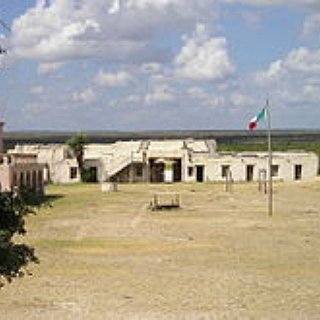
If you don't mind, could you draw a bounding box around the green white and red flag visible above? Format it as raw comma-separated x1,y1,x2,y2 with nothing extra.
248,108,267,131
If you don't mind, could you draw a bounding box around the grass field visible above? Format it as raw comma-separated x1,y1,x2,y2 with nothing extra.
1,180,320,319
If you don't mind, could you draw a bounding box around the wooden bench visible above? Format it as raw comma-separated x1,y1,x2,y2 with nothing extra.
150,192,181,211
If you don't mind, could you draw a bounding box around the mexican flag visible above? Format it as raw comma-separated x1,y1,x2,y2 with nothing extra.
248,108,267,131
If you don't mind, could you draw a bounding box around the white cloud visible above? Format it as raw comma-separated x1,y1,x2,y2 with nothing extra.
236,10,265,29
186,86,208,99
9,1,135,61
30,85,44,95
144,84,176,104
302,83,320,102
124,94,143,104
220,0,320,7
127,0,184,10
0,54,7,68
185,86,224,107
141,63,162,74
206,95,226,107
303,13,320,37
174,24,235,81
109,0,121,14
10,0,96,60
72,88,97,104
12,14,100,61
253,47,320,106
6,0,320,131
256,47,320,84
9,0,218,64
285,47,320,73
37,61,64,74
127,0,218,17
229,92,254,106
109,93,144,107
94,70,133,87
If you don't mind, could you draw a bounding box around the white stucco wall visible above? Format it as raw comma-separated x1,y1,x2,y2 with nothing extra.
84,159,105,182
51,159,80,184
204,152,319,182
10,144,80,184
8,142,319,184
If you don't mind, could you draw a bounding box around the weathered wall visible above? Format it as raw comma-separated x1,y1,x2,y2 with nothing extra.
204,152,319,182
0,163,45,193
11,144,80,184
8,142,319,184
0,165,11,191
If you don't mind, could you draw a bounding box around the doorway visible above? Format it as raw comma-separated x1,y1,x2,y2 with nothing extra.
294,165,302,180
196,165,204,182
246,165,254,182
86,166,98,183
173,159,182,182
149,159,164,183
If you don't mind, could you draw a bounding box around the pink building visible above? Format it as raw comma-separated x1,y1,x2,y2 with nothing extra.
0,123,45,193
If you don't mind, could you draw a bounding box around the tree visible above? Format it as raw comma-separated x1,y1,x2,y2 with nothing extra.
0,191,39,287
66,133,88,182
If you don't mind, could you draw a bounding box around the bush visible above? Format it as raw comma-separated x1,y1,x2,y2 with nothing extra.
0,191,40,287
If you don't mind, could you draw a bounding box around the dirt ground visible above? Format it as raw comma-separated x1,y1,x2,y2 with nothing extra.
1,179,320,319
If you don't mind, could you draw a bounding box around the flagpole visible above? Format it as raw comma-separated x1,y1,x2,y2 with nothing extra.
266,99,273,217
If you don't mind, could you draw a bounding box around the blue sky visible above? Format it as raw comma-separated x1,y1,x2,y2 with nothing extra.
0,0,320,131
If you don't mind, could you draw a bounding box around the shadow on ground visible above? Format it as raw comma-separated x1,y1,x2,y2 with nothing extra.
39,194,64,207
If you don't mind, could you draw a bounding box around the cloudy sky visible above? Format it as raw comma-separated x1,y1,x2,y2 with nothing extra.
0,0,320,131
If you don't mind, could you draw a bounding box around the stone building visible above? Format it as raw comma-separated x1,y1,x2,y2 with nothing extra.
0,123,45,193
0,153,45,193
10,139,319,184
202,151,318,182
12,144,79,184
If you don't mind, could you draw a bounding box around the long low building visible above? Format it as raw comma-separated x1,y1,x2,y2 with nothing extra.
10,139,319,184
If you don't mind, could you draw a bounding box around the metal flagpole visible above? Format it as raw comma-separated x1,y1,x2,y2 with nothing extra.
266,99,273,216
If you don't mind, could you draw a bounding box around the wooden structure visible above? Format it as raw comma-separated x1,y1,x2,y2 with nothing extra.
150,192,181,211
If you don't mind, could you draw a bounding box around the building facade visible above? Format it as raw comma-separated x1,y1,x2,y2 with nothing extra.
0,122,45,193
10,139,319,184
12,144,79,184
0,153,45,193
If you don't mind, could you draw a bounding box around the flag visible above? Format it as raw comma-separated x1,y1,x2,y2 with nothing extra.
248,108,266,131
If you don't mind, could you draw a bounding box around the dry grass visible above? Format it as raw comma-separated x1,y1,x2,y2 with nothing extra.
1,179,320,319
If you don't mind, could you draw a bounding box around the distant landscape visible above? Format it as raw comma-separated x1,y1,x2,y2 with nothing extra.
4,129,320,144
4,129,320,155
